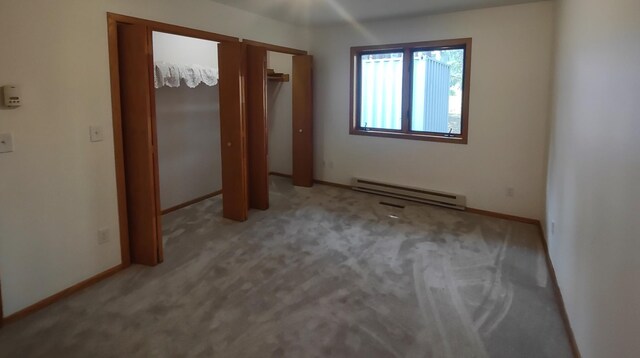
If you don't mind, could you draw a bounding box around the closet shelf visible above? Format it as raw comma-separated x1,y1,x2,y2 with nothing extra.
267,69,290,82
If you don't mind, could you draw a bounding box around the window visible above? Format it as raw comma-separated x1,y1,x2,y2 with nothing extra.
350,38,471,143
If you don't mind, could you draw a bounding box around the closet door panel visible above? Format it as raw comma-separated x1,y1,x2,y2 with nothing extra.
117,23,161,266
292,55,314,187
218,42,249,221
246,45,269,210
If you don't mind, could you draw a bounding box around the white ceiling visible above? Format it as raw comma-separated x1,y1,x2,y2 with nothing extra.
211,0,542,25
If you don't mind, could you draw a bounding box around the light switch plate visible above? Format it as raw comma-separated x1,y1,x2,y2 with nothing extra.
0,133,14,153
97,228,109,244
90,126,104,142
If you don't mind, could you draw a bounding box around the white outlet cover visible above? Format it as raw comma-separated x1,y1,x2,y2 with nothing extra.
97,228,109,244
506,187,515,197
90,126,104,142
0,133,14,153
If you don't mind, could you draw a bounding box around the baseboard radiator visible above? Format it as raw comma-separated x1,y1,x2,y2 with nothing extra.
351,178,466,210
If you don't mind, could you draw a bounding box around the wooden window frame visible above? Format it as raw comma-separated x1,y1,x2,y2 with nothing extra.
349,38,472,144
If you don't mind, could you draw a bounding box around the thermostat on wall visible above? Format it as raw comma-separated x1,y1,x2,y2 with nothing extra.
3,85,21,107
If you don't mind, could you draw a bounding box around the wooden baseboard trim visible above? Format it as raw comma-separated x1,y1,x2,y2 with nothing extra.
161,190,222,215
465,207,539,225
454,210,579,356
268,172,291,179
2,264,124,326
284,174,580,355
0,180,580,357
270,174,543,225
299,175,541,226
314,179,352,190
269,172,352,190
537,223,582,358
0,278,3,327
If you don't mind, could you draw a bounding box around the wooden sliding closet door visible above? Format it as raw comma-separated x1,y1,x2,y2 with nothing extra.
218,42,249,221
246,45,269,210
292,55,314,187
117,23,163,265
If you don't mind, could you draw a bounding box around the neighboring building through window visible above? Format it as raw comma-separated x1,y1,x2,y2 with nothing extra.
350,38,472,143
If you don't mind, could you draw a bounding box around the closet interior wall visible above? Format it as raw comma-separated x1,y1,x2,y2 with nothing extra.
267,51,293,177
152,32,221,211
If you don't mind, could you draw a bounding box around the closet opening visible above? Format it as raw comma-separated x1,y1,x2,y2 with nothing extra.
152,31,223,257
152,32,222,217
108,13,244,267
108,13,311,268
245,43,313,211
266,51,294,183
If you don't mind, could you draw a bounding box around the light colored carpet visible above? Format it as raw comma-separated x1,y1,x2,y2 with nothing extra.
0,176,573,357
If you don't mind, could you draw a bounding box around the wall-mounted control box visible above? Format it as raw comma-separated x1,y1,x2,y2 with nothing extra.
3,85,21,107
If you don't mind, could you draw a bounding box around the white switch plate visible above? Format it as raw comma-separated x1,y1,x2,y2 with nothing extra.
0,133,14,153
97,228,109,244
90,126,104,142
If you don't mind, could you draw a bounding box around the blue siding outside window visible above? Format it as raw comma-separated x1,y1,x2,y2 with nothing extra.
351,39,470,143
360,53,403,130
411,57,451,133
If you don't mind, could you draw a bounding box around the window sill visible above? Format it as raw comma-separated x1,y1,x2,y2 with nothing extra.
350,129,468,144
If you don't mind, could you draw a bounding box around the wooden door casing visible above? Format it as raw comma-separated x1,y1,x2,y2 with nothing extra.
116,23,162,265
246,45,269,210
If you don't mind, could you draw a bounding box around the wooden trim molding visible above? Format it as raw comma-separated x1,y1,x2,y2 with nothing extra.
269,172,292,179
268,172,579,357
107,14,131,267
270,173,542,225
161,190,223,215
242,39,307,56
2,264,124,325
246,45,270,210
107,13,239,43
313,179,352,190
0,277,4,327
3,166,580,356
307,175,581,356
465,207,539,225
537,224,582,358
268,172,382,191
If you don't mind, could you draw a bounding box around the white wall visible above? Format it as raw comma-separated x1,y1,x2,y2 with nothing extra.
153,32,219,70
153,32,221,210
0,0,308,317
310,1,555,219
267,52,293,175
546,0,640,356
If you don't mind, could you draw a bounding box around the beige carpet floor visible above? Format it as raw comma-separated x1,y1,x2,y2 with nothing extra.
0,176,573,357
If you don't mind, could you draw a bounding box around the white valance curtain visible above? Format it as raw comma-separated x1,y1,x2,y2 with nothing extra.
154,61,219,89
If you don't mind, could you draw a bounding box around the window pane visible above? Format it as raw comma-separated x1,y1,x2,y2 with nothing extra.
360,52,403,130
411,49,464,135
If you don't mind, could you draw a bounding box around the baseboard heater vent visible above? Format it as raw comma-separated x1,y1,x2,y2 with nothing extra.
351,178,466,210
